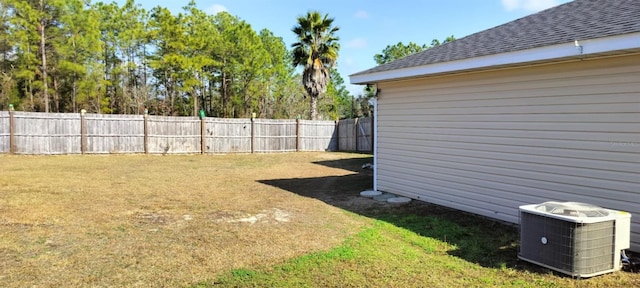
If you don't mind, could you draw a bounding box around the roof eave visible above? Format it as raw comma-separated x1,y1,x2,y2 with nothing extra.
350,31,640,85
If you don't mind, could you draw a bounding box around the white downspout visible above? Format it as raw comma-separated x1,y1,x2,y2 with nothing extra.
368,97,378,192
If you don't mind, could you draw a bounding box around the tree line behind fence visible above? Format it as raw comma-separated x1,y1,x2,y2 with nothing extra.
0,111,372,155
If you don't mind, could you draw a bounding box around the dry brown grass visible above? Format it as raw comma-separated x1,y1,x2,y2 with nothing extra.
0,153,372,287
3,153,638,287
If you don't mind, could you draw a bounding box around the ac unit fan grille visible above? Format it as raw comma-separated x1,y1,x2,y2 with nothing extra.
519,212,615,276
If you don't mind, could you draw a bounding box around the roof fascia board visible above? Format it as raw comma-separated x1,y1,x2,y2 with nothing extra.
350,32,640,85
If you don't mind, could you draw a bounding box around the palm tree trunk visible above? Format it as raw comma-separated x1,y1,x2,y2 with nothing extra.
310,95,318,120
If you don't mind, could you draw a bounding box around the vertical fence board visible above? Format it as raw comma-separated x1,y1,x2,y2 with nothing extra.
0,111,8,153
86,114,145,154
338,118,356,151
13,112,81,154
299,120,337,151
356,117,373,152
204,118,252,153
148,116,201,154
254,119,297,153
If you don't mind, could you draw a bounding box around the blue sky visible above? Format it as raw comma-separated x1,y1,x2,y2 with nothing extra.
116,0,572,95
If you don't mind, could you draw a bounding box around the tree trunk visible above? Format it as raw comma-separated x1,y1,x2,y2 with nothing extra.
52,77,59,112
221,58,228,118
310,95,318,120
201,75,206,115
72,39,77,113
170,74,175,116
27,79,34,111
38,1,48,113
192,71,199,117
162,70,168,112
303,65,328,121
122,70,128,114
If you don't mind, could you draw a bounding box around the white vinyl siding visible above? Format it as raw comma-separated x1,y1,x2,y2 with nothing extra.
375,54,640,250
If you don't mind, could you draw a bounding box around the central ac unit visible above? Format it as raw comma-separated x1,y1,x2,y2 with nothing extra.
518,201,631,278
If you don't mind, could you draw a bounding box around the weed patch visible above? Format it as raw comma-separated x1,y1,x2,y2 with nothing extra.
211,214,638,287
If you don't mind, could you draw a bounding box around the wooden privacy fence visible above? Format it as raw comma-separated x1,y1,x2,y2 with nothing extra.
337,117,373,152
0,111,372,155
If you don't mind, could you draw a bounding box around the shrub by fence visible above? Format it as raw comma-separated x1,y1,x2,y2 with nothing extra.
0,111,372,155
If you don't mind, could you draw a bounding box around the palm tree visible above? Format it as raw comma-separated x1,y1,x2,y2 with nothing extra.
291,11,339,120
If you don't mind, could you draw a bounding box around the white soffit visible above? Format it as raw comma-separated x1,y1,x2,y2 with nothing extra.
350,32,640,85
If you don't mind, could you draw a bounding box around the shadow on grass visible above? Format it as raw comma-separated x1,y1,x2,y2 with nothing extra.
310,157,372,173
259,156,540,271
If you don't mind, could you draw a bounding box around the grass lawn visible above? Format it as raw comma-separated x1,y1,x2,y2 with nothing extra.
0,152,637,287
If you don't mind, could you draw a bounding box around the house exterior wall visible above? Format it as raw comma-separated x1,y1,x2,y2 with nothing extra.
375,54,640,250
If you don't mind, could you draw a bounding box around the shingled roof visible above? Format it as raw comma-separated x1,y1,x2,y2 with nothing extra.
351,0,640,83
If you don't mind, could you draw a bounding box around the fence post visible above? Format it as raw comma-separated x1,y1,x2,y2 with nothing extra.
354,117,359,152
80,109,87,154
9,104,15,154
296,118,301,152
250,114,255,153
335,120,339,151
144,109,149,154
200,117,205,154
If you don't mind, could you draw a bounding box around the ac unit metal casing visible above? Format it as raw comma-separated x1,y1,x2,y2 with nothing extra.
518,201,631,278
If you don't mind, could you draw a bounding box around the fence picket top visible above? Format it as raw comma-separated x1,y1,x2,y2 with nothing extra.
254,123,297,128
254,119,297,124
84,113,143,116
84,117,142,122
13,133,82,137
148,117,200,123
14,111,81,119
299,119,335,124
206,118,252,124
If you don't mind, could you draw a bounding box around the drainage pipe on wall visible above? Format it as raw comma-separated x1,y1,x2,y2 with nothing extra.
368,97,378,192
